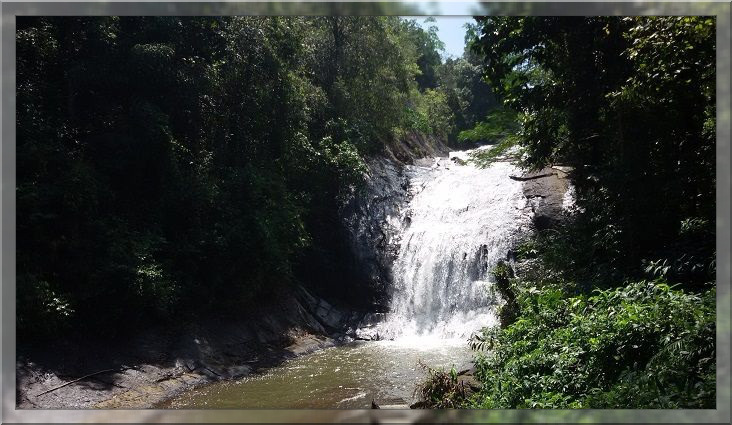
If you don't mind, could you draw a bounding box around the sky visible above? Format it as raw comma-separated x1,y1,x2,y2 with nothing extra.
405,16,477,60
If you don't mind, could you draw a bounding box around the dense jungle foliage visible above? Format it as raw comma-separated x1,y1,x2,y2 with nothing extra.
17,16,495,342
414,16,716,409
472,16,716,271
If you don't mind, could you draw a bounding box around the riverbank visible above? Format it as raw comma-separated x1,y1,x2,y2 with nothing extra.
16,286,362,409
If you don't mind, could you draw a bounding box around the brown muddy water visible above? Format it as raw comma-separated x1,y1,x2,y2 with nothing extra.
159,339,473,409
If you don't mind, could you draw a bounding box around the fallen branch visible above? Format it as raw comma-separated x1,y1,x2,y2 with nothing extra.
509,172,556,181
35,368,119,397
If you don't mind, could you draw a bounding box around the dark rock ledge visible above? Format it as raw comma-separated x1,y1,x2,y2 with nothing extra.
16,286,365,409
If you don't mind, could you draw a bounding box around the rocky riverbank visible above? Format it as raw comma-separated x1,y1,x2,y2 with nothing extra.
16,286,368,409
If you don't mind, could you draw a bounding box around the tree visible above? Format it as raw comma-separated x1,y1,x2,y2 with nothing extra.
16,16,458,341
471,17,715,280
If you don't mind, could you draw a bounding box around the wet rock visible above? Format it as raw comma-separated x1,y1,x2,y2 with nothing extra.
384,133,450,164
352,312,388,340
295,285,365,337
285,335,334,357
340,158,413,309
410,400,428,409
354,327,381,341
224,365,251,378
519,167,572,230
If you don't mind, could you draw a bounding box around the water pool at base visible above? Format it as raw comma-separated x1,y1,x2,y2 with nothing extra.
161,339,473,409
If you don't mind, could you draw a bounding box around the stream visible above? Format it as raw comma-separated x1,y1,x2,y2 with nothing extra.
163,148,530,409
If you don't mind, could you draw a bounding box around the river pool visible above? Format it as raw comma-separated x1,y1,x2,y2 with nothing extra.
160,339,473,409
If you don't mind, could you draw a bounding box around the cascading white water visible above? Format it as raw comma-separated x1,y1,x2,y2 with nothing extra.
373,148,531,341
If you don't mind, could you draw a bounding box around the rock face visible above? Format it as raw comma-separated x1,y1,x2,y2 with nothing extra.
352,312,387,341
383,132,450,164
340,158,412,311
519,167,573,231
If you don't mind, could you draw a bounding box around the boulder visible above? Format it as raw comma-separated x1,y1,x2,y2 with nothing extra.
451,156,467,166
519,167,572,230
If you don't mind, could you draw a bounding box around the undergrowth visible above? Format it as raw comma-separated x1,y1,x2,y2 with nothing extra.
468,280,715,408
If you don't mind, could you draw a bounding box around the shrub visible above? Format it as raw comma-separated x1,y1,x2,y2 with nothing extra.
469,280,715,409
414,362,469,408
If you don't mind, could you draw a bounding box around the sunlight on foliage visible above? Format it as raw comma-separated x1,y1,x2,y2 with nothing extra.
470,281,715,409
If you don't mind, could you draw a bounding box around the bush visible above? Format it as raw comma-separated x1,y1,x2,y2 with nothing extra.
414,362,469,408
469,280,715,408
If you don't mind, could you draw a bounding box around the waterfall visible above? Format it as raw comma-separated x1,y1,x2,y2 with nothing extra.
370,149,531,341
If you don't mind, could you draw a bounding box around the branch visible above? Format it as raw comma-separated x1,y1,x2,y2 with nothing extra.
35,368,119,397
508,172,556,181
